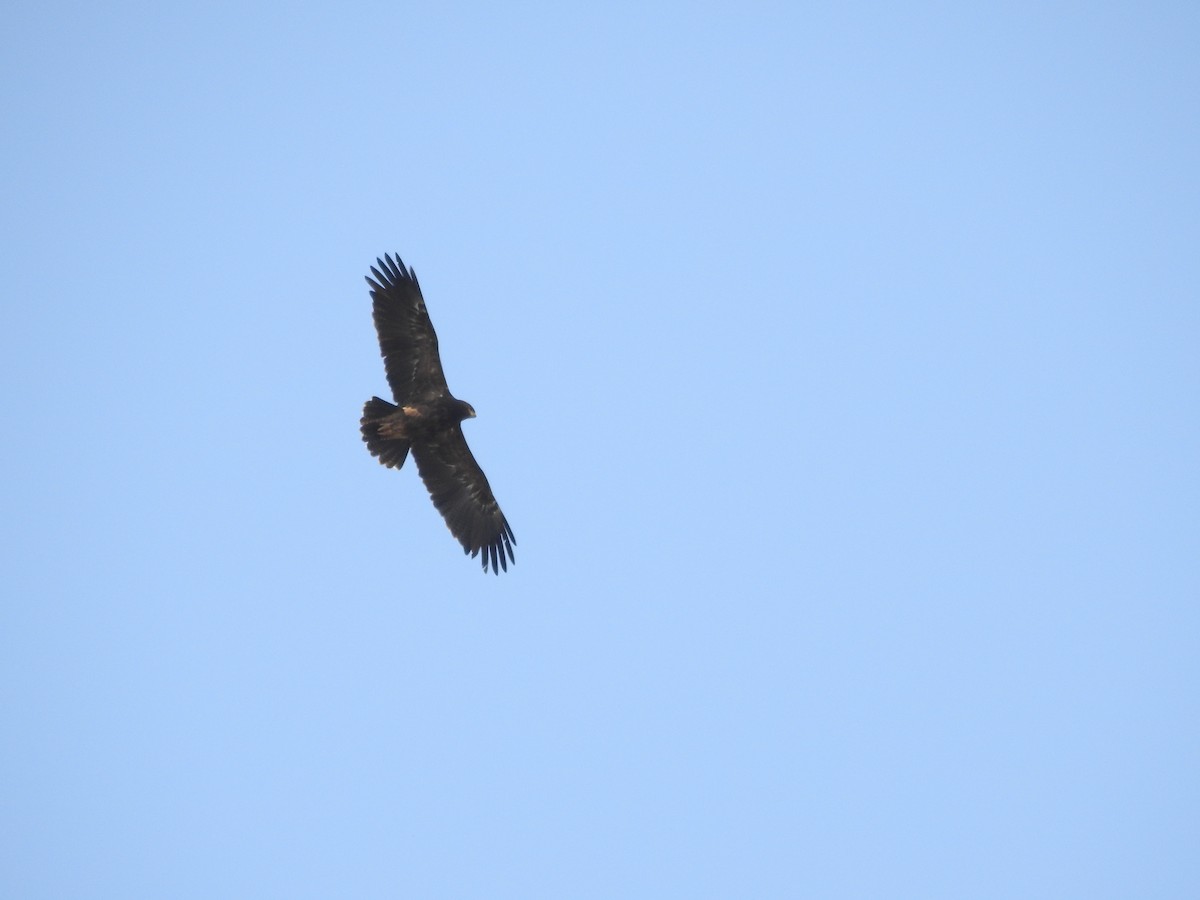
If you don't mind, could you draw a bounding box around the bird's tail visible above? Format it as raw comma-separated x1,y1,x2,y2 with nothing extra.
360,397,410,469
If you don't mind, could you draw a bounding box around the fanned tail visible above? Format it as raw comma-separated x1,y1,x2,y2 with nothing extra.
360,397,410,469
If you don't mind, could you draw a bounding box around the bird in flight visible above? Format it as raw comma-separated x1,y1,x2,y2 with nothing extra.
360,254,516,574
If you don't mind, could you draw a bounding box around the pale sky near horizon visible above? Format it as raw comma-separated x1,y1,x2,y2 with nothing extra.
2,3,1198,897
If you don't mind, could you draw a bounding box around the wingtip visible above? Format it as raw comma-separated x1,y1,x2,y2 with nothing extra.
369,253,418,289
473,536,515,575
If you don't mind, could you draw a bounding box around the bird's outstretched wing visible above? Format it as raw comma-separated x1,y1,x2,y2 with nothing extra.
365,254,447,403
411,427,516,574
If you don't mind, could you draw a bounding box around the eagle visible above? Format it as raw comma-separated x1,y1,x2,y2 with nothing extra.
360,254,516,574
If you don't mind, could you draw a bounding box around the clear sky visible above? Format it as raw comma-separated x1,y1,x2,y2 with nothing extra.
2,3,1197,897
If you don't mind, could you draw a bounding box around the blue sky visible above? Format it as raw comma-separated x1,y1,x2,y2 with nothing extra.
2,2,1197,897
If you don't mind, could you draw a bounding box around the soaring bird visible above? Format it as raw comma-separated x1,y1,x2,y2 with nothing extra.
360,254,515,574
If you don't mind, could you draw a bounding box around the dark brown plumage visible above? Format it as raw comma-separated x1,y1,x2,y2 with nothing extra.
360,254,515,574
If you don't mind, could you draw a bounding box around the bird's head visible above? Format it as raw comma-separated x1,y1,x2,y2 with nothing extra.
453,399,477,421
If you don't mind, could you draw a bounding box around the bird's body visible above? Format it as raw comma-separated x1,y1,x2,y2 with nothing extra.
372,398,475,443
360,254,515,574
